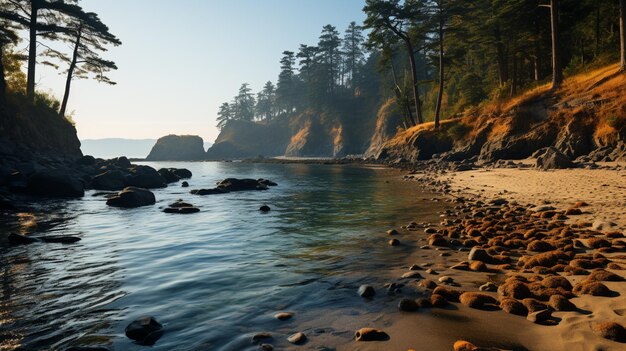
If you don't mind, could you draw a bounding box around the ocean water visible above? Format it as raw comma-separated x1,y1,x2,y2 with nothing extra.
0,162,443,350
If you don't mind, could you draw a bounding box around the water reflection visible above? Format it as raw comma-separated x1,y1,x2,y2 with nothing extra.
0,163,443,350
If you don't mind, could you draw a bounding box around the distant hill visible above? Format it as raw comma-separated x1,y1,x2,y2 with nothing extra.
81,138,212,159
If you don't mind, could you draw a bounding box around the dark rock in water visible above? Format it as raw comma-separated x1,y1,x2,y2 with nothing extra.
181,181,189,188
163,200,199,213
259,205,271,212
91,170,126,190
358,285,376,298
146,135,206,161
112,156,131,168
258,179,277,186
8,233,39,245
158,168,181,183
534,147,574,169
274,312,293,320
191,188,229,195
126,165,166,189
354,328,389,342
106,187,156,208
65,347,110,351
40,236,81,244
217,178,269,192
172,168,192,179
26,170,84,198
252,332,272,343
125,316,164,345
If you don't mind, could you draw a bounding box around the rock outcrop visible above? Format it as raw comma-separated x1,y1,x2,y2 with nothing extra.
146,135,206,161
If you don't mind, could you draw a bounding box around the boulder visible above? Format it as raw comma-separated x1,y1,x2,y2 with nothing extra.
534,147,574,170
91,170,126,190
358,285,376,298
354,328,389,341
158,168,181,183
106,187,156,208
217,178,269,191
8,233,39,245
171,168,192,179
125,316,163,345
146,135,206,161
26,170,84,198
592,322,626,343
126,166,166,189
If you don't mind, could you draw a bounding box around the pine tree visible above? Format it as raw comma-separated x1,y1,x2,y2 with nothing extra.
256,81,276,121
233,83,255,121
341,21,365,89
318,25,341,96
216,102,233,129
276,50,296,114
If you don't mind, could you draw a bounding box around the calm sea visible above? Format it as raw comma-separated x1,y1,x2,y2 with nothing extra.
0,162,443,350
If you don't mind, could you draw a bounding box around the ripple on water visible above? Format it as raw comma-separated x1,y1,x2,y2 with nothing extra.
0,162,444,350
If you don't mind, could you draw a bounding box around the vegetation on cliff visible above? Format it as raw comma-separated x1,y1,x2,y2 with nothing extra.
208,0,626,160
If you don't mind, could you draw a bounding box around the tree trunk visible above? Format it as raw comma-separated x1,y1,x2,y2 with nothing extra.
619,0,626,71
550,0,563,89
26,0,39,102
391,64,414,127
434,13,444,130
0,43,6,110
494,25,508,86
60,26,82,118
405,39,423,125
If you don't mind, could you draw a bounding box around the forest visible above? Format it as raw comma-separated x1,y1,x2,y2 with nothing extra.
0,0,120,119
216,0,626,133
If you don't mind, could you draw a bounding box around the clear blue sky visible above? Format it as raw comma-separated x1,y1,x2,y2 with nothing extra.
33,0,367,142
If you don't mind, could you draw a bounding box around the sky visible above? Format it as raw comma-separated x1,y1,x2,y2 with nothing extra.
31,0,367,143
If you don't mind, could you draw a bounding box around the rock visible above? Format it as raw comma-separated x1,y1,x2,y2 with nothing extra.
259,205,271,212
592,322,626,343
26,170,84,198
387,229,399,235
181,181,189,188
125,316,163,345
40,236,81,244
535,147,574,169
522,298,548,313
432,286,463,302
217,178,270,192
76,155,97,166
401,271,422,279
468,247,496,264
158,168,181,183
549,295,576,311
431,294,448,307
191,188,229,195
459,292,498,309
172,168,192,179
287,332,306,345
438,276,453,283
585,269,624,282
479,282,498,292
358,285,376,298
453,340,478,351
526,309,552,324
127,165,166,189
522,250,568,269
469,261,488,272
91,170,126,190
428,234,448,247
146,135,206,161
106,187,156,208
388,238,400,246
252,332,272,343
419,279,437,289
8,233,39,245
587,237,611,249
398,298,419,312
572,281,614,296
500,298,528,316
274,312,293,321
112,156,131,168
65,347,110,351
258,179,277,186
354,328,389,341
498,280,531,300
258,344,274,351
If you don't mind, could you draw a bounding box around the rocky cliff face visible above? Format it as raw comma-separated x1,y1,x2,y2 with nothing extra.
369,64,626,165
0,102,82,165
146,135,206,161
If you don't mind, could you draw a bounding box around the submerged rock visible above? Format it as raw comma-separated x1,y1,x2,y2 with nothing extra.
91,170,126,190
26,170,84,198
287,332,306,344
125,316,164,345
358,285,376,298
8,233,39,245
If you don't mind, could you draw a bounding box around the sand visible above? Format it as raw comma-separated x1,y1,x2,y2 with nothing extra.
441,163,626,230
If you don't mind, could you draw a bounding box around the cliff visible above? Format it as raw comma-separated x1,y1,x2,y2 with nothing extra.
206,97,379,159
0,96,82,165
146,135,206,161
369,64,626,164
